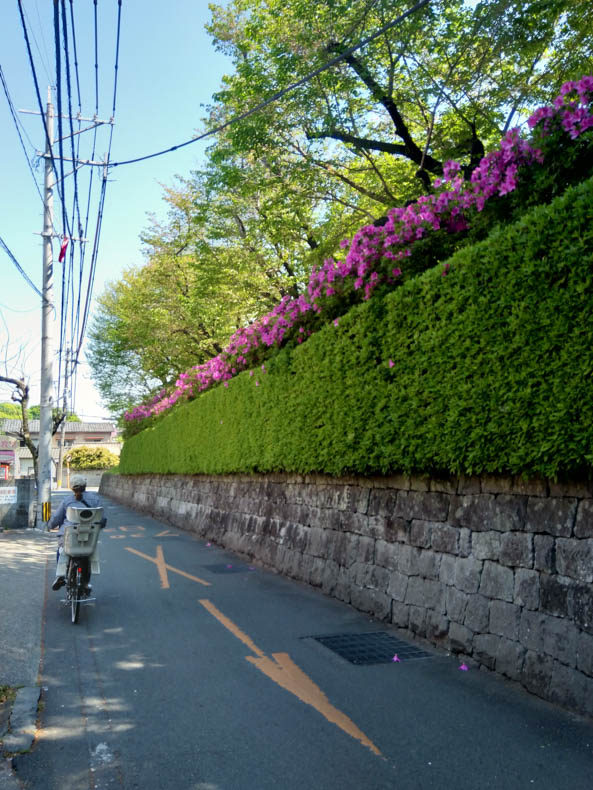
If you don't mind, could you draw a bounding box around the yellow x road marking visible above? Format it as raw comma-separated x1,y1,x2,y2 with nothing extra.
125,545,211,588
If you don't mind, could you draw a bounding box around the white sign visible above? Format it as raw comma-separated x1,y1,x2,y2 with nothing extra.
0,487,17,504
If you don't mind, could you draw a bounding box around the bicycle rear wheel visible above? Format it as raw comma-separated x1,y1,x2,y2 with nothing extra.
69,562,81,624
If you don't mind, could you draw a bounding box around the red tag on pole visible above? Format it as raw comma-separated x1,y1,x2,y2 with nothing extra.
58,237,69,262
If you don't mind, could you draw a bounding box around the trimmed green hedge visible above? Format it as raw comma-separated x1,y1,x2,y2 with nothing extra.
120,178,593,480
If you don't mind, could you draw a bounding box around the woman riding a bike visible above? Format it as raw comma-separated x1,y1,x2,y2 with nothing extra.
49,474,102,593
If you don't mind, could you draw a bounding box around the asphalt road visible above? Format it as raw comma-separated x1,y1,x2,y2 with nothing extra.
15,495,593,790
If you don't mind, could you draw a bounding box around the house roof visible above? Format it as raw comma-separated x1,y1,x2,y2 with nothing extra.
1,419,116,434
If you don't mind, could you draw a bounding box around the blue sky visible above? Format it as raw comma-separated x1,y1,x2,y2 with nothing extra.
0,1,232,420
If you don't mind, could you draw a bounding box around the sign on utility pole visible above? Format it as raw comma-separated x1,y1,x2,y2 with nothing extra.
38,86,54,525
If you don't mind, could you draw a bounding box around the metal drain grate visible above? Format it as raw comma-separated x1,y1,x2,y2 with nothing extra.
311,632,432,664
202,563,253,574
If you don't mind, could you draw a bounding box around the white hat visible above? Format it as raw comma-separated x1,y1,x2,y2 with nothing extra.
70,474,87,489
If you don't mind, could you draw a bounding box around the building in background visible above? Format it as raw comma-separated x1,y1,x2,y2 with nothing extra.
0,420,120,483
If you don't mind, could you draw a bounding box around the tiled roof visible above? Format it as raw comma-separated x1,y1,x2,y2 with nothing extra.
1,419,116,433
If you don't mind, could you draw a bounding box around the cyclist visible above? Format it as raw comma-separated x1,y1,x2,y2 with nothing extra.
49,474,102,592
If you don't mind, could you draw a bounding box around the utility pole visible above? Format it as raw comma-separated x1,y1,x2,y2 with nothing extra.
56,347,69,489
38,87,54,525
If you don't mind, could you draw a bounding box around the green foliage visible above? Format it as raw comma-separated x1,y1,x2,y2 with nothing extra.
0,402,21,419
65,445,119,471
119,178,593,480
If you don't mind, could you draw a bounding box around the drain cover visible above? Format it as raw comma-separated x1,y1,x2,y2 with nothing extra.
202,563,253,574
311,632,432,664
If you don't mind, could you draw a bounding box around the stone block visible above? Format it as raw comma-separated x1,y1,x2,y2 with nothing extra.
572,582,593,635
499,532,533,568
454,557,483,594
491,495,528,532
576,631,593,677
446,587,469,623
533,534,556,574
448,622,474,654
555,538,593,583
439,554,457,585
472,633,500,670
365,515,389,541
538,571,569,620
450,494,493,530
472,531,501,561
548,661,590,714
429,477,458,494
350,587,391,621
345,534,375,568
489,600,520,641
513,568,540,610
464,594,490,633
479,561,514,602
309,557,326,587
459,529,472,557
409,519,434,548
397,544,421,577
542,615,578,667
522,650,555,699
375,539,399,571
408,605,427,637
410,475,430,492
305,526,329,558
338,510,369,535
387,570,409,602
575,499,593,538
417,549,441,580
496,638,526,681
391,601,410,628
431,525,460,555
519,610,546,652
363,565,391,593
426,611,449,641
404,577,446,612
458,475,481,494
524,497,577,537
321,560,340,595
385,517,411,544
368,488,398,518
395,490,450,522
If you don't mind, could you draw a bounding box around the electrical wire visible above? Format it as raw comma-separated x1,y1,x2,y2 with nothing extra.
0,62,44,205
0,234,44,301
110,0,430,168
16,0,73,242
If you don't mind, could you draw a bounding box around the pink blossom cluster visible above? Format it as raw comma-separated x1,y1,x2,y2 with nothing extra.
528,76,593,139
125,77,593,424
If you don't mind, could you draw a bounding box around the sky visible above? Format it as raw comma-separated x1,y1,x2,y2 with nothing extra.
0,0,232,421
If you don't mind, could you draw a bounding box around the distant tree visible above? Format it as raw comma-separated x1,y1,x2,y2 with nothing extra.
28,404,81,421
0,401,21,419
65,446,119,471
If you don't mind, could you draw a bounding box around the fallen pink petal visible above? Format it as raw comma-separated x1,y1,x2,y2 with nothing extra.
392,654,401,662
459,664,469,671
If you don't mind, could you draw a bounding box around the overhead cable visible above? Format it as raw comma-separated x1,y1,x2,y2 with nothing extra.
0,234,45,301
109,0,430,168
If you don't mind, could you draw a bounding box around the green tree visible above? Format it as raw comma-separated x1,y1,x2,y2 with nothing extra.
0,402,21,419
65,445,119,470
207,0,591,192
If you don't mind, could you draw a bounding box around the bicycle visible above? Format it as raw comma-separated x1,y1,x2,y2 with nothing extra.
61,506,105,624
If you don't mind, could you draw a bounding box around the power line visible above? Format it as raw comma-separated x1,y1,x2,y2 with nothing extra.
0,234,44,301
110,0,430,168
16,0,73,243
0,62,44,205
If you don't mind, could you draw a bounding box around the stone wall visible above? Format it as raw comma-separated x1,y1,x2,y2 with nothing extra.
101,472,593,718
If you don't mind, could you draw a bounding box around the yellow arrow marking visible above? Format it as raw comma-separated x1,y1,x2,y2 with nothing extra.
198,599,381,757
155,529,178,537
125,546,211,588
